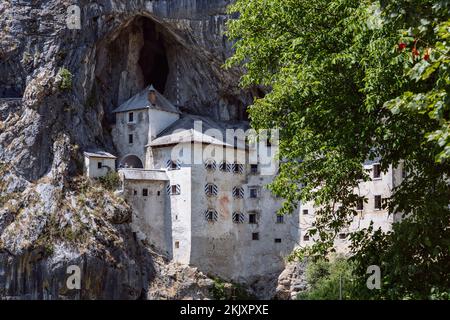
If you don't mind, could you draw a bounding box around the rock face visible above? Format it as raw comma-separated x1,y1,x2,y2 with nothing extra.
275,261,308,300
0,0,259,299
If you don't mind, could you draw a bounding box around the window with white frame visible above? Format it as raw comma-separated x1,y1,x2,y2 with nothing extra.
166,159,181,170
204,159,217,172
205,183,218,197
232,212,245,224
204,209,218,223
232,162,244,174
166,184,181,195
232,186,244,199
219,161,232,173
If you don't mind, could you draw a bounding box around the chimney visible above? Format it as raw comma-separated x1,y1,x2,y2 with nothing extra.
148,85,157,106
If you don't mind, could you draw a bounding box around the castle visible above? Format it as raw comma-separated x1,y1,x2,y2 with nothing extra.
83,85,403,283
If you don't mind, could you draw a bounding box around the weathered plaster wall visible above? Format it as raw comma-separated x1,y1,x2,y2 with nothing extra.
148,109,179,141
299,163,405,253
123,176,171,256
112,109,149,165
84,156,116,178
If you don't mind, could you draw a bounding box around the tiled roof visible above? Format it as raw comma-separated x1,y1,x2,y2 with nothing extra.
147,114,250,149
83,151,117,159
112,85,180,114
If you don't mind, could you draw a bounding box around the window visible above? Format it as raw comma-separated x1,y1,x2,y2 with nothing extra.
373,164,381,179
133,190,137,196
232,186,244,199
276,215,284,224
157,191,160,196
205,183,218,197
402,165,407,179
142,188,148,197
232,163,244,174
302,209,309,215
252,232,259,240
175,241,180,249
250,164,259,174
128,112,134,123
219,161,231,172
232,212,244,224
97,162,102,169
204,209,218,223
204,159,217,172
356,199,364,211
249,187,259,199
339,233,347,240
374,195,382,210
303,235,310,241
249,213,258,224
166,184,181,195
128,134,133,144
275,238,282,243
166,159,180,170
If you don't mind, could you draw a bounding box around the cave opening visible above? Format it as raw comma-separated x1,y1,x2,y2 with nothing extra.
138,17,170,94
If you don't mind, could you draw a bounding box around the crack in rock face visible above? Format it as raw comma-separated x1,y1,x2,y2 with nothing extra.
0,0,267,300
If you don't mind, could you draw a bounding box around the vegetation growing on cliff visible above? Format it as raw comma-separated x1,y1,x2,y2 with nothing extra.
227,0,450,299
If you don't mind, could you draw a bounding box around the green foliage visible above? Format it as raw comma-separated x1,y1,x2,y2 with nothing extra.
226,0,450,299
210,277,253,300
298,257,356,300
58,67,73,91
98,171,121,191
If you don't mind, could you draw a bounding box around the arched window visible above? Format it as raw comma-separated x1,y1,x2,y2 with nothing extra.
204,159,217,171
205,183,218,197
204,209,218,223
232,212,244,224
166,184,181,195
219,161,231,172
232,186,244,199
166,159,181,170
232,162,244,174
119,155,143,168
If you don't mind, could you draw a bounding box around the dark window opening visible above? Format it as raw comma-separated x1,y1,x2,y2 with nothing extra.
157,191,161,196
143,188,148,197
339,233,347,240
252,232,259,240
97,162,102,169
303,209,309,215
374,195,382,210
250,164,259,174
357,199,364,211
303,235,310,241
275,238,282,243
373,164,381,179
175,241,180,249
276,215,284,224
128,112,134,123
128,134,134,144
249,187,258,198
249,213,258,224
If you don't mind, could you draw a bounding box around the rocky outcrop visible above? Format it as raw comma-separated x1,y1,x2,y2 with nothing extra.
275,260,308,300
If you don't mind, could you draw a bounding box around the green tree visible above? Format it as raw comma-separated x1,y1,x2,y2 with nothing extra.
226,0,450,299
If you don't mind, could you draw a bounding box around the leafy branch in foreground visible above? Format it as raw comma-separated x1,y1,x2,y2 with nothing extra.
226,0,450,299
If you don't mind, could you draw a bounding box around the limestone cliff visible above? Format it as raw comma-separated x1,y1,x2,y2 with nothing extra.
0,0,257,299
